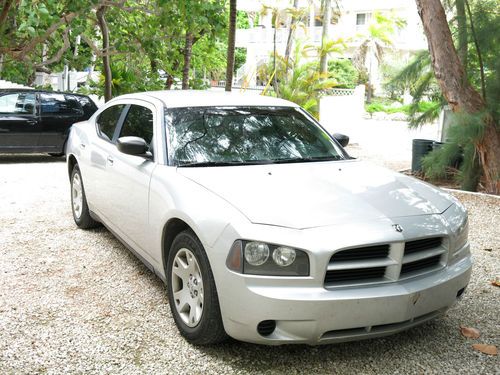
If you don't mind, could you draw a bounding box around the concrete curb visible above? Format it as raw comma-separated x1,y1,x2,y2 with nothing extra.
443,187,500,199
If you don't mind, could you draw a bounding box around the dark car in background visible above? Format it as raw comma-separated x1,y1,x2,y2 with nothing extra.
0,89,98,155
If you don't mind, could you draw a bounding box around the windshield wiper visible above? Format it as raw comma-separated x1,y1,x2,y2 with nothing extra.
177,156,343,167
271,155,343,164
177,160,273,167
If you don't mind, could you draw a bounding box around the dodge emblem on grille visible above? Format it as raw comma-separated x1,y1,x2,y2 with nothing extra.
393,224,403,232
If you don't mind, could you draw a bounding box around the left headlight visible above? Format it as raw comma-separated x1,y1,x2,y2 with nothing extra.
226,240,309,276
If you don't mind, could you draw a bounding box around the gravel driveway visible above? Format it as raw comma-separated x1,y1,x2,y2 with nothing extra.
0,155,498,374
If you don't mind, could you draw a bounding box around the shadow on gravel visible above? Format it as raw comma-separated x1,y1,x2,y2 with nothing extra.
197,318,446,372
0,153,65,164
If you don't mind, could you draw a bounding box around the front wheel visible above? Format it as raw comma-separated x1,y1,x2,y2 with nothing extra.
70,165,99,229
167,230,227,345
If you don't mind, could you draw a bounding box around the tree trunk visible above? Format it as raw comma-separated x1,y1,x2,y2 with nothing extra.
284,0,300,71
182,32,193,90
416,0,500,193
96,6,112,102
319,0,332,74
225,0,237,92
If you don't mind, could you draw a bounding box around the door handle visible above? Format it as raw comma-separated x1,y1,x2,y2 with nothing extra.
80,143,86,149
107,156,114,165
27,119,37,125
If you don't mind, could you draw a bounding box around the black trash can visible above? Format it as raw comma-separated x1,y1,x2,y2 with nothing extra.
411,139,434,173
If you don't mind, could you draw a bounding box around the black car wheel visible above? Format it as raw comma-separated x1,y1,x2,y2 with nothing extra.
167,230,227,345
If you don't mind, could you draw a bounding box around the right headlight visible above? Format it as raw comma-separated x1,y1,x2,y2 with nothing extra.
454,216,469,252
226,240,310,276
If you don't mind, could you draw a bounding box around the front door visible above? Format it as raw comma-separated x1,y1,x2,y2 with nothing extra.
105,103,156,256
0,92,39,151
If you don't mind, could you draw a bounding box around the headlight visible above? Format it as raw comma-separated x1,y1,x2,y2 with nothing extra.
226,240,309,276
454,216,469,251
244,242,269,266
272,246,296,267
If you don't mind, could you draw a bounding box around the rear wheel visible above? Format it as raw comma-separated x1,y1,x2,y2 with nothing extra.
167,230,227,345
71,165,99,229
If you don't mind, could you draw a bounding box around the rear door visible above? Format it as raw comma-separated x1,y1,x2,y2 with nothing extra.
38,92,85,152
0,91,39,151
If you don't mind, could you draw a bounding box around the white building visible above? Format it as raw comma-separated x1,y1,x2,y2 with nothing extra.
235,0,427,91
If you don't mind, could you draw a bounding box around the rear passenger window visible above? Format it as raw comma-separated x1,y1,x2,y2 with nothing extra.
119,105,154,145
40,93,83,116
96,105,125,141
75,96,97,117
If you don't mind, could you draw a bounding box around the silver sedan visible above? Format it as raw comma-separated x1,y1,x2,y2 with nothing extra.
66,91,471,345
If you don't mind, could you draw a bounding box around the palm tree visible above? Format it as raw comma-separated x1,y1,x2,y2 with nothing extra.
352,11,405,102
225,0,237,92
319,0,332,74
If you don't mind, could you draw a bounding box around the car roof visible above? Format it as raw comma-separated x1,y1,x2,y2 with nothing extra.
113,90,299,109
0,88,90,98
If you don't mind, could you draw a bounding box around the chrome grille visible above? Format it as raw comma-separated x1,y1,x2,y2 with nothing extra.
404,237,442,255
325,266,386,283
330,244,389,261
325,237,446,287
401,255,442,275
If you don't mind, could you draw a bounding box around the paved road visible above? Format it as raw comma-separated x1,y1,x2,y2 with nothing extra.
0,155,498,374
340,119,441,172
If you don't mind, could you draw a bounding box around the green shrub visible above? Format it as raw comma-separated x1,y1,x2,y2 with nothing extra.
327,59,358,89
365,100,439,115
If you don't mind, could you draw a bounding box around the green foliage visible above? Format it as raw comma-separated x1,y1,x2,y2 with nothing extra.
422,111,486,190
0,0,228,91
234,48,247,73
261,43,339,118
388,50,444,127
327,59,358,88
365,100,438,115
467,0,500,122
236,11,250,29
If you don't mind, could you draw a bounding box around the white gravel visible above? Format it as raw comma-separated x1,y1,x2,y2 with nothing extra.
0,154,498,374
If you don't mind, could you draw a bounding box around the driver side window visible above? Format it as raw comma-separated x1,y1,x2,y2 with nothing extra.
96,104,125,142
118,105,154,145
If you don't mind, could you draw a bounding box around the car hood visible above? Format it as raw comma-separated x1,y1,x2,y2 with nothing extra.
178,161,453,229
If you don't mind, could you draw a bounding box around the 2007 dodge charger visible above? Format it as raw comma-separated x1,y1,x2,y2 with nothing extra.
66,91,471,345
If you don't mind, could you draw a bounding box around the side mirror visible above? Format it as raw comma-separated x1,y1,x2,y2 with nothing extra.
333,133,349,147
117,136,150,157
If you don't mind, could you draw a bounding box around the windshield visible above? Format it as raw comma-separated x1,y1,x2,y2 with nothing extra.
165,106,348,166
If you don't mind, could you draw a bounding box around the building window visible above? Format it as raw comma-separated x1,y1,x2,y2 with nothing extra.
356,13,370,26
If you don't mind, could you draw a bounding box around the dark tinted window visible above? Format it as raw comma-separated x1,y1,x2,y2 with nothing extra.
119,105,153,144
0,93,36,114
166,106,345,166
75,96,98,118
96,105,125,141
40,93,83,116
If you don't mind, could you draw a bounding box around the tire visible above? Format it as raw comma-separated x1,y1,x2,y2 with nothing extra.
70,164,100,229
167,230,227,345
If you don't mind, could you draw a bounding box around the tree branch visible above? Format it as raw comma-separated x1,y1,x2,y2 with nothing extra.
464,0,486,100
80,34,120,58
0,0,15,30
15,11,80,59
34,28,71,67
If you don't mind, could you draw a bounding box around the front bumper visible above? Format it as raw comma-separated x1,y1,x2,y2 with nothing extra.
217,256,471,345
